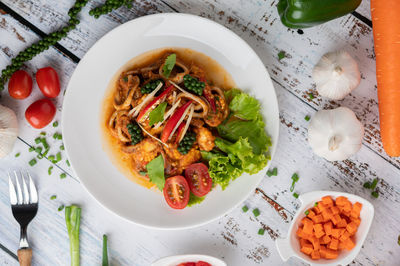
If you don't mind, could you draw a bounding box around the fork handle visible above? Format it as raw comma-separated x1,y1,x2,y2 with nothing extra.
18,248,32,266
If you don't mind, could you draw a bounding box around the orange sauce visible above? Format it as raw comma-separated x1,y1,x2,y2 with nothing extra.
100,48,236,188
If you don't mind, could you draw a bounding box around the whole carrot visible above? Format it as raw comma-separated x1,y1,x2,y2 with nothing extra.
371,0,400,157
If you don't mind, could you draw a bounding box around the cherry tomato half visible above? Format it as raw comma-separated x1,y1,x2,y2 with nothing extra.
185,163,212,197
177,263,195,266
25,98,56,129
36,67,60,98
196,262,211,266
8,70,33,99
163,175,190,209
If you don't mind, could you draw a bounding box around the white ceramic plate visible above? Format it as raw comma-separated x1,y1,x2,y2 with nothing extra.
275,191,374,265
151,254,226,266
62,13,279,229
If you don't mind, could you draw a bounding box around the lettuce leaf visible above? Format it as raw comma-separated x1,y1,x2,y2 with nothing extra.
218,91,271,155
202,138,269,189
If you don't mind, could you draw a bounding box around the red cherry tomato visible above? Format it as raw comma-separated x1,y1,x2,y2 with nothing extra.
163,176,190,209
8,70,33,99
36,67,60,98
25,99,56,129
196,262,211,266
185,163,212,197
177,263,195,266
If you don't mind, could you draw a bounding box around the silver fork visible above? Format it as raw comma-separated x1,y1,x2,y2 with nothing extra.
8,171,38,266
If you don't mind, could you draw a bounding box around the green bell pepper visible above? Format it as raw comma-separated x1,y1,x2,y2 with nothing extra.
277,0,362,29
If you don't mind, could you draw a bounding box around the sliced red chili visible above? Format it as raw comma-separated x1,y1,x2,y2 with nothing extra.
175,121,186,144
137,85,173,123
161,100,192,143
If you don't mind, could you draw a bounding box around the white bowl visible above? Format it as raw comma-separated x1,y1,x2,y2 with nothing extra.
275,191,374,266
151,254,226,266
62,13,279,229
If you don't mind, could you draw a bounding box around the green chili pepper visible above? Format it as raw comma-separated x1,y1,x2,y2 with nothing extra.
277,0,362,29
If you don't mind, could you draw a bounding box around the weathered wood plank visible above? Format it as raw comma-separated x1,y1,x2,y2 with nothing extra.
0,247,17,266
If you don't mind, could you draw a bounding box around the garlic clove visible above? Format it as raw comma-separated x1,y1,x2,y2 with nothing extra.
312,51,361,100
308,107,364,161
0,104,19,158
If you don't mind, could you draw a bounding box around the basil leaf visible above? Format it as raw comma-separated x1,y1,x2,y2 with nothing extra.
162,54,176,78
148,102,167,126
146,155,165,190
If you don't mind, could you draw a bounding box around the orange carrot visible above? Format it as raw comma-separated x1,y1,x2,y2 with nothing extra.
371,0,400,156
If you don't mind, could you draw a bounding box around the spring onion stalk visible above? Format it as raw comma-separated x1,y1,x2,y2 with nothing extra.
102,234,109,266
65,205,81,266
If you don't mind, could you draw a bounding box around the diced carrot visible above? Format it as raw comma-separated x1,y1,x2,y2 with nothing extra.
321,235,331,244
324,222,333,236
313,224,325,238
331,206,340,215
302,218,314,235
351,202,363,218
317,202,327,212
331,229,340,239
309,236,320,250
328,238,339,250
342,210,351,217
325,248,339,259
322,196,334,206
311,250,321,260
331,214,341,225
346,221,358,235
300,243,313,255
343,238,355,251
307,209,316,219
339,228,346,237
343,202,352,212
311,214,324,224
322,209,333,222
313,205,322,214
335,196,348,206
337,218,348,228
350,217,361,226
339,231,351,241
339,240,346,250
300,238,310,247
319,246,327,258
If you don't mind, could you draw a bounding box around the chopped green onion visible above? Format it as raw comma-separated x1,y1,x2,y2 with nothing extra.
278,51,286,61
272,167,278,176
308,93,315,100
66,160,70,167
53,133,59,140
29,147,34,152
42,148,49,157
41,138,49,149
35,137,41,144
50,195,57,200
314,202,318,206
304,115,310,121
48,166,53,175
371,191,379,198
57,134,62,140
37,154,43,159
15,153,20,157
291,173,299,182
35,147,42,154
258,228,265,235
56,152,62,162
60,173,67,179
29,159,37,166
266,170,273,177
371,178,378,190
58,205,64,211
363,182,371,189
60,145,65,150
102,234,109,266
398,235,400,246
40,132,46,136
253,208,260,217
305,210,310,215
293,192,299,198
242,205,249,212
48,155,55,161
53,121,59,127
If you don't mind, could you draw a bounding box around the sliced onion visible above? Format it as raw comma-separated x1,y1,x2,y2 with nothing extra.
137,123,168,147
168,103,192,141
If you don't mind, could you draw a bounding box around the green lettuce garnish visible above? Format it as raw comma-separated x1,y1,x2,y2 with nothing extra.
203,90,271,189
188,192,205,207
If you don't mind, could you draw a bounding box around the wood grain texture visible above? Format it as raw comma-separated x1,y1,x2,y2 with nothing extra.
0,0,399,265
17,248,32,266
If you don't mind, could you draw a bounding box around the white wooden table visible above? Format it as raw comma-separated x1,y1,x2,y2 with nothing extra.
0,1,399,265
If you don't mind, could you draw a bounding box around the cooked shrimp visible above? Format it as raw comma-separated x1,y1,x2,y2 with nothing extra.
129,138,163,171
163,144,201,174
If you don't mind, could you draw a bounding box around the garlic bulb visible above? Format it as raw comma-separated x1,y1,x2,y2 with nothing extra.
308,107,364,161
312,51,361,100
0,104,18,158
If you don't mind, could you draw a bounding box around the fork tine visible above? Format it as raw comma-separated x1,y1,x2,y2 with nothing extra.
27,172,38,204
13,171,23,204
8,172,17,205
21,172,29,204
